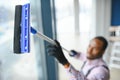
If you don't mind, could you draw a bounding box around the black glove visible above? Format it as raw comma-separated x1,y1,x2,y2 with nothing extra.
47,40,68,65
69,50,78,57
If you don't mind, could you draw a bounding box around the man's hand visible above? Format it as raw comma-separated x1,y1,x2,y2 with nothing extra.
47,40,69,65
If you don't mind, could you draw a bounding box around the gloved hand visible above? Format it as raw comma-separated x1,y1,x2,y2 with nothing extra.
69,50,78,57
47,40,69,65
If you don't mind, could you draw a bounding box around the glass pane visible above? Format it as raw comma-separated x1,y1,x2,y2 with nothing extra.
55,0,93,80
30,0,47,80
55,0,74,80
0,0,45,80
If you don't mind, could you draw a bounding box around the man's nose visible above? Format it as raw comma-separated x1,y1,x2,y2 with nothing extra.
88,47,93,53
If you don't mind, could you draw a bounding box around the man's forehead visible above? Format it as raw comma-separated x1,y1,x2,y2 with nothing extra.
90,39,104,47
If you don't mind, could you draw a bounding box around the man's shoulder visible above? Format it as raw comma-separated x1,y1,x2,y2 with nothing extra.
92,65,109,74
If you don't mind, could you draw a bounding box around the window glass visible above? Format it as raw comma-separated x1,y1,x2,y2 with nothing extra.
0,0,45,80
55,0,93,80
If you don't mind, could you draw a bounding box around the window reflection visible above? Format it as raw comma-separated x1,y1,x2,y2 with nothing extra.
0,0,41,80
55,0,93,80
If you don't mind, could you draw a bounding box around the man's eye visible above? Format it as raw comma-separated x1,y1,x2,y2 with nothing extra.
95,48,99,50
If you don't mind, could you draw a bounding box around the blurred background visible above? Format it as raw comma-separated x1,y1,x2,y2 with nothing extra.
0,0,120,80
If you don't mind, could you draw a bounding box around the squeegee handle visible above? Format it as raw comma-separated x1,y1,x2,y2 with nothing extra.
37,32,70,53
31,27,70,53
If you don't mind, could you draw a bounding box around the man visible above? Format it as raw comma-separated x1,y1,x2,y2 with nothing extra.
47,36,110,80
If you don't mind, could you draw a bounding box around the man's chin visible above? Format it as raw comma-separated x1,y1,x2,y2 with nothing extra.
87,56,95,60
87,56,102,60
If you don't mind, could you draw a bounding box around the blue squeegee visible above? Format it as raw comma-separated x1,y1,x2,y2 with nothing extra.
14,3,30,53
14,3,69,54
21,4,30,53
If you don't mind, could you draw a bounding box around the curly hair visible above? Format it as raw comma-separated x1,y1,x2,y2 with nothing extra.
94,36,108,51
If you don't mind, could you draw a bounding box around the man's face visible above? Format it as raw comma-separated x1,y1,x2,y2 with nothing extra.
87,39,104,60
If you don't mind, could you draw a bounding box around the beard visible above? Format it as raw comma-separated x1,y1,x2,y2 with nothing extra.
87,54,102,60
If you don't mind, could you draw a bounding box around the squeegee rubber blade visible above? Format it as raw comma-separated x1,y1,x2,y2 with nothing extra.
14,5,22,53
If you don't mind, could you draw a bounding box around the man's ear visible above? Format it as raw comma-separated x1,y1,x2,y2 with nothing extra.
101,50,105,55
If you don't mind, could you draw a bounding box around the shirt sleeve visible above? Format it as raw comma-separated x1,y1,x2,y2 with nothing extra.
73,52,86,61
65,65,109,80
65,64,87,80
